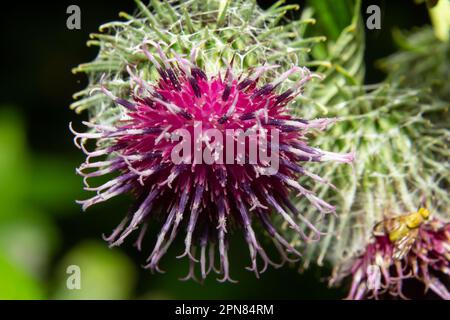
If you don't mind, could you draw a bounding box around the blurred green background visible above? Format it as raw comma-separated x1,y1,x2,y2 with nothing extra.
0,0,430,299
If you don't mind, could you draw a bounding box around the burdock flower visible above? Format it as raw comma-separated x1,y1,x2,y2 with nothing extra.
71,41,353,281
331,209,450,299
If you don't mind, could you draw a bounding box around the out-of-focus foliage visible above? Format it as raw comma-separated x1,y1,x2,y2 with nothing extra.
28,155,84,213
0,108,137,300
0,108,54,298
0,215,58,279
0,109,28,215
0,253,44,299
51,241,137,300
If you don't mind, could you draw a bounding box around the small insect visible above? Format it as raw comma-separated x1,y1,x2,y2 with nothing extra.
373,207,430,260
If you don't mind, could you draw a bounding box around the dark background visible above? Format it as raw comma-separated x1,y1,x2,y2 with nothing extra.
0,0,430,299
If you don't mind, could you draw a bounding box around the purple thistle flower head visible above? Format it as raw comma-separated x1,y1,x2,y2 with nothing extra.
71,42,354,282
332,210,450,299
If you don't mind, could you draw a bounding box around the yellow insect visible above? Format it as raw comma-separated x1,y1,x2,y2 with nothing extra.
373,207,430,260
